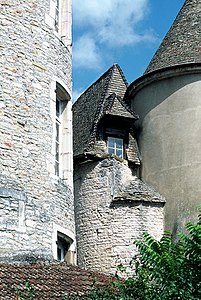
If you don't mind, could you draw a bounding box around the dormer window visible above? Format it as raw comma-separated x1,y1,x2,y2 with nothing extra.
107,137,124,158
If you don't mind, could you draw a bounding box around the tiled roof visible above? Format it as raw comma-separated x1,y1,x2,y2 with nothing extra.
145,0,201,74
0,262,114,299
104,94,137,118
73,64,138,157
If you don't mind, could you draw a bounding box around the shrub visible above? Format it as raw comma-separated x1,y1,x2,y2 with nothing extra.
15,281,35,300
88,208,201,300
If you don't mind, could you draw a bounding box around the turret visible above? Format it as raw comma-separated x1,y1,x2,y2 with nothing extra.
73,65,165,274
0,0,75,263
125,0,201,233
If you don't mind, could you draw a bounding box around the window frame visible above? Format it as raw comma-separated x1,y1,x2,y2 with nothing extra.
45,0,72,50
55,0,60,32
54,83,70,179
52,224,76,264
107,136,124,158
57,231,72,262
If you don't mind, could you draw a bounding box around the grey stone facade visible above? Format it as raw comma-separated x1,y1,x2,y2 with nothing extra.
1,0,198,277
0,0,74,263
73,65,165,274
74,158,164,274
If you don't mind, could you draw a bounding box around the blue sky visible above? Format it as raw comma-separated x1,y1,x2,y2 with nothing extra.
72,0,185,101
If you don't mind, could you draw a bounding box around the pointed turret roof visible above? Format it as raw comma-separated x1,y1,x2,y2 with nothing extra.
73,64,138,157
145,0,201,74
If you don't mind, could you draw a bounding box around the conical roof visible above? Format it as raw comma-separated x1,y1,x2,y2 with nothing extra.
145,0,201,74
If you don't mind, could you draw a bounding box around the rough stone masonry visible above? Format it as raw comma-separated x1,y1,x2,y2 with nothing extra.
0,0,74,263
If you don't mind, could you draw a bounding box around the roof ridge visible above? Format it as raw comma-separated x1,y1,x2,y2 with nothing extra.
116,95,139,119
114,64,129,87
103,93,117,113
74,65,117,104
86,67,114,152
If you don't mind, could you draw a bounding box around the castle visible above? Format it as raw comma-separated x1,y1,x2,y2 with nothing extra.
0,0,200,275
0,0,75,264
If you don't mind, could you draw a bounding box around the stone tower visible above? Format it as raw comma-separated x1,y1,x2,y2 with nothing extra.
125,0,201,234
73,65,165,274
0,0,75,263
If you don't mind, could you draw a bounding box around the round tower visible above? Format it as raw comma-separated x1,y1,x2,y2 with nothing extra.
0,0,75,263
126,0,201,234
74,158,165,274
73,65,165,274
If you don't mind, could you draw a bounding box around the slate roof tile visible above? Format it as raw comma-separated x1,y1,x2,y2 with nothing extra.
145,0,201,74
73,64,138,157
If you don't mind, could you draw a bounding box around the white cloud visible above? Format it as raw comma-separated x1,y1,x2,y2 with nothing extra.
73,0,154,47
73,0,114,26
73,35,103,70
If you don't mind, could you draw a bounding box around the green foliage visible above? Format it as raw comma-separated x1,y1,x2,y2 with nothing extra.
15,281,35,300
87,209,201,300
14,210,200,299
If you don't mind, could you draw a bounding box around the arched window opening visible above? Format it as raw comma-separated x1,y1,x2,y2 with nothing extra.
57,232,73,263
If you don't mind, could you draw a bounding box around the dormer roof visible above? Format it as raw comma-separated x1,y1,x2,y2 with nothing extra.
145,0,201,74
73,64,138,158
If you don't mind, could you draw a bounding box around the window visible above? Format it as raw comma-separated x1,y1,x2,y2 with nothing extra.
57,232,73,262
52,224,76,264
57,235,70,261
107,137,124,158
55,97,61,176
54,83,70,178
55,0,59,32
55,96,63,176
46,0,71,49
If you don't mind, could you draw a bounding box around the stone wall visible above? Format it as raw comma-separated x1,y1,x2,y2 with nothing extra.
74,158,164,274
0,0,74,262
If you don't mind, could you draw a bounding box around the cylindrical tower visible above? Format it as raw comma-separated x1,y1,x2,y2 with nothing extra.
126,0,201,234
74,158,164,274
0,0,75,263
127,67,201,234
73,65,165,274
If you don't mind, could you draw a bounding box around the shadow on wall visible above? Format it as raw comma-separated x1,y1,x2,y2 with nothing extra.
127,69,201,131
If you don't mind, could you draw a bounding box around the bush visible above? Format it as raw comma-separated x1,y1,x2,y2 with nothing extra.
88,209,201,300
15,281,35,300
